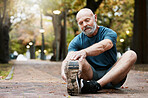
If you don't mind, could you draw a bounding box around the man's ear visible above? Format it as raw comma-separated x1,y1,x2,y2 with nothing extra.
94,14,97,22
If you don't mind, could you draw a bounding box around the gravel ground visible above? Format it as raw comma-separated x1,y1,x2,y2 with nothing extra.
0,60,148,98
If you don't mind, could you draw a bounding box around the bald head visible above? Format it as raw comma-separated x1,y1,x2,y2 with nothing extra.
76,8,94,21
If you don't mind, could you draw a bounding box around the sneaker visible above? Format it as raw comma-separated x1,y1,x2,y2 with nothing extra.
66,61,81,96
81,80,102,93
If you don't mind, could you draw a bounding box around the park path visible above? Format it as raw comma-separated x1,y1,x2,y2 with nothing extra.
0,60,148,98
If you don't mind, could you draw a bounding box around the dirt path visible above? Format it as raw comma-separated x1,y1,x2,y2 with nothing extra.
0,60,67,98
0,60,148,98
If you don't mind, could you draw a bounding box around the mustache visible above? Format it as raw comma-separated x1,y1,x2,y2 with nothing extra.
83,25,93,31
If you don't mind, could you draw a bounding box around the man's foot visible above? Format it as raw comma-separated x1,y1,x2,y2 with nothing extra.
81,80,102,93
66,61,81,96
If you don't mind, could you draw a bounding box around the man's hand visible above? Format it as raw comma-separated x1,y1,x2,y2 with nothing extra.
61,71,67,82
70,50,87,61
61,50,87,82
61,61,67,82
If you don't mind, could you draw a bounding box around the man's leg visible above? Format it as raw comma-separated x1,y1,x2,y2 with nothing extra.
97,50,137,87
66,59,94,95
78,59,93,80
78,59,103,93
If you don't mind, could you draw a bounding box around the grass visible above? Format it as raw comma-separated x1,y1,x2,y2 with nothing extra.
0,62,13,79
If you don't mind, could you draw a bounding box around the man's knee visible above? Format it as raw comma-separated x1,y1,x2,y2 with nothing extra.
126,50,137,61
78,58,90,69
123,50,137,66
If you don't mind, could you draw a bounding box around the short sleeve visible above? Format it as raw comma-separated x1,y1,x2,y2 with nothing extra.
68,36,80,52
104,29,117,45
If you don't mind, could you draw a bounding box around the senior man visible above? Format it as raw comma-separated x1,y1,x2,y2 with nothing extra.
61,8,137,95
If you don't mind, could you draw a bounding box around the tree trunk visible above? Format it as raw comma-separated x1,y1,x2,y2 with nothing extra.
0,0,10,63
0,27,6,63
51,11,67,61
51,14,62,61
131,0,148,64
60,11,67,60
85,0,103,13
0,25,10,63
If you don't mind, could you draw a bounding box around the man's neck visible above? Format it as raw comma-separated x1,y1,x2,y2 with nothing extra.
87,25,99,37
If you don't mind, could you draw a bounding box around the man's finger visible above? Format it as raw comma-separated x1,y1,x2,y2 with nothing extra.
70,54,76,60
62,75,67,82
74,54,81,60
79,56,83,61
79,55,85,61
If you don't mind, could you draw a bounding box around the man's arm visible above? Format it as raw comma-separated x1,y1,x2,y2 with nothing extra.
62,39,113,81
84,39,113,56
70,39,113,60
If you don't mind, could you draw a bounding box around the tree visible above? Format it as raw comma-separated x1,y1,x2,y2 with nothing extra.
42,0,135,61
97,0,134,53
6,0,135,62
85,0,103,12
131,0,148,64
0,0,39,62
0,0,12,63
42,0,72,61
47,11,67,61
9,0,40,58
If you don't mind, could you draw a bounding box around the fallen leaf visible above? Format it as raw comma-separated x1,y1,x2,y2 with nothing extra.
125,87,128,88
49,91,55,93
121,86,124,88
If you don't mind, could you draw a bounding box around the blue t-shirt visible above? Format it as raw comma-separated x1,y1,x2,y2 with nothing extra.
68,26,117,70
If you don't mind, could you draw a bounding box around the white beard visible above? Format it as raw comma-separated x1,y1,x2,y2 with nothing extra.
80,21,97,36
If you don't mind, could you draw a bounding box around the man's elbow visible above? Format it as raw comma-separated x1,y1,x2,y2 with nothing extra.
106,39,113,50
108,40,113,47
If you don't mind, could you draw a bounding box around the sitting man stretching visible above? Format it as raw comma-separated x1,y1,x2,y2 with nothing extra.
61,8,137,95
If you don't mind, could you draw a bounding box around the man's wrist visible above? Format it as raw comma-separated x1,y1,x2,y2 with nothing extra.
83,49,88,56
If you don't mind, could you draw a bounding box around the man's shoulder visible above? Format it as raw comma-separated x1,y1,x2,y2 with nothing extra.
73,33,85,40
99,26,116,34
70,33,82,44
99,26,112,31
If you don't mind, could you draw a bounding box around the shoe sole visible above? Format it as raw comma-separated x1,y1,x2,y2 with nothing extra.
66,61,79,96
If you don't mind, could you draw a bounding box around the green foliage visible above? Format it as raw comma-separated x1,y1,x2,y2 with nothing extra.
8,0,135,55
0,63,13,79
9,39,26,54
41,0,135,54
72,0,86,10
44,26,55,53
96,0,134,53
65,0,135,53
67,27,75,46
8,0,55,55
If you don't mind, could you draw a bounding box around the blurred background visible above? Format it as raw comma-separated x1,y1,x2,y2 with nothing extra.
0,0,147,64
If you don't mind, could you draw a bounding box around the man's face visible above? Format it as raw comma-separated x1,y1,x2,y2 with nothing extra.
77,14,97,36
